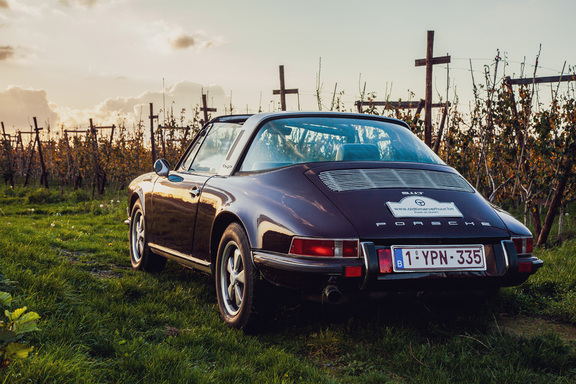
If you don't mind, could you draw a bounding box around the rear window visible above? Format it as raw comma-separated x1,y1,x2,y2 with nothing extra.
240,116,444,171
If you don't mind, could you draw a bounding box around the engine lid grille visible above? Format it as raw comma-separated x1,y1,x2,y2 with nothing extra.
318,168,474,193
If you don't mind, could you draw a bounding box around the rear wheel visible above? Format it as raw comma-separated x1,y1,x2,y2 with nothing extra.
129,200,166,272
215,223,262,330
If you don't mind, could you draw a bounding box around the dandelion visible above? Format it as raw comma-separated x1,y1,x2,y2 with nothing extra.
50,221,55,228
111,200,114,204
100,204,104,208
71,226,75,229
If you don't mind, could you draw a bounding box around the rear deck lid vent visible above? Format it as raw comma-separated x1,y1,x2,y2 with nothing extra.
318,168,474,192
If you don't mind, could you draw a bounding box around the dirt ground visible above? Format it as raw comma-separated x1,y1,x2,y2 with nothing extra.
496,315,576,343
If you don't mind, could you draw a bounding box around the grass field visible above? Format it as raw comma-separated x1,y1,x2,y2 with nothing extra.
1,186,576,383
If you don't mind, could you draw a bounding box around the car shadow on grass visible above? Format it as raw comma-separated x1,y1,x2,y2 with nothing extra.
256,287,498,338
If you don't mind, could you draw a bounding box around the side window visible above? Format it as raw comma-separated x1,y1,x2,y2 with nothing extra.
189,123,243,173
178,129,207,172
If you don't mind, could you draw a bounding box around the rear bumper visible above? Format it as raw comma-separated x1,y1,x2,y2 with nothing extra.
252,240,543,293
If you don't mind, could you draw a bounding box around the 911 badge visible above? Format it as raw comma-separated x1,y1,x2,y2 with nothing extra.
386,196,463,218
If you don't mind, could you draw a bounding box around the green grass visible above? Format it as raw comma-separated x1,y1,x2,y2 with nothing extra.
1,186,576,383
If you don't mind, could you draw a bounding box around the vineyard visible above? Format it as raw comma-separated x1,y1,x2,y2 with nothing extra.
1,58,576,247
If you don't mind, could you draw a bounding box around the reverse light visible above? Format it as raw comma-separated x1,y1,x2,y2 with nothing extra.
512,237,533,256
289,237,359,257
378,248,393,274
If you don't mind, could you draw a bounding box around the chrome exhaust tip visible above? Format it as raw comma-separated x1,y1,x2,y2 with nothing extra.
323,285,342,304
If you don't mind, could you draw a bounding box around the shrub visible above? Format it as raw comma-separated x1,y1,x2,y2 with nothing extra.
25,188,61,204
69,188,91,203
0,291,40,369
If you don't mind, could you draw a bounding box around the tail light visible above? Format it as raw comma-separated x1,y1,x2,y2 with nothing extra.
518,261,533,273
512,236,533,256
289,237,359,257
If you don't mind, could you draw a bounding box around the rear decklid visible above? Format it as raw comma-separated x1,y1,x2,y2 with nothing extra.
305,162,510,242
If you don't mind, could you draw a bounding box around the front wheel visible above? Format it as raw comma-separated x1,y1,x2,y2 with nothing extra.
215,223,262,330
129,200,166,273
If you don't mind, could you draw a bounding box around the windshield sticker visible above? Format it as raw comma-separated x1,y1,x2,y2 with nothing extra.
386,196,463,218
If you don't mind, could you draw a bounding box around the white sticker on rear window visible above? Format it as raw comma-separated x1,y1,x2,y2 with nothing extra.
386,196,463,218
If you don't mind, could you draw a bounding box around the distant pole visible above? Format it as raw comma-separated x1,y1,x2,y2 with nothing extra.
273,65,299,111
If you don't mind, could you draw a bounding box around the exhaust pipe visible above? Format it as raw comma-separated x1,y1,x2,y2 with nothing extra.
323,285,342,304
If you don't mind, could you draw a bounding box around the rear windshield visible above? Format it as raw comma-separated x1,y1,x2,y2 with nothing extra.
240,116,444,171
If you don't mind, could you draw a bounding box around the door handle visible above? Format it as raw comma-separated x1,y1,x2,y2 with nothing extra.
189,186,201,198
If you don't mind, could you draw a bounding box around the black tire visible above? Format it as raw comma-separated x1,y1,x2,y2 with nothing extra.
129,200,166,273
215,223,262,330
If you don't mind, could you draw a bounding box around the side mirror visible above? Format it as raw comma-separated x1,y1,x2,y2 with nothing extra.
154,159,170,177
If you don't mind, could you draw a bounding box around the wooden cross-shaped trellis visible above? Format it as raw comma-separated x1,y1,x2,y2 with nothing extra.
415,30,451,147
200,93,217,124
273,65,299,111
354,97,451,152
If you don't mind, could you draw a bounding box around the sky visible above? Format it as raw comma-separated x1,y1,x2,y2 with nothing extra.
1,0,575,134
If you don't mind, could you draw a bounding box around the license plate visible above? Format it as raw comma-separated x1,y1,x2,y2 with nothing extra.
391,245,486,272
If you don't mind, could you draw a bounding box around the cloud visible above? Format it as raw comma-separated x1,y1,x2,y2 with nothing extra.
170,34,195,50
0,87,59,132
53,81,227,129
58,0,99,8
0,82,228,132
96,81,226,118
0,0,9,9
148,21,222,53
0,45,14,60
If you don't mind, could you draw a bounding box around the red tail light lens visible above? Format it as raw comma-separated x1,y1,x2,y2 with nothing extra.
378,248,393,273
512,237,533,255
289,238,359,257
345,265,362,277
518,261,533,273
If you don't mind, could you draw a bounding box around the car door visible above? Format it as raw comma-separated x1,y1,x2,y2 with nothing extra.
149,122,244,262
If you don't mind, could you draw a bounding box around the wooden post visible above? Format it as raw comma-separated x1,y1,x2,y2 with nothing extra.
415,31,451,147
355,99,447,112
273,65,299,111
1,122,14,187
149,103,158,164
33,117,49,189
200,94,217,125
506,74,576,85
23,130,36,187
432,102,450,154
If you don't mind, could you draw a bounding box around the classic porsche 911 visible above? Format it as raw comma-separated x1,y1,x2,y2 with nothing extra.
127,111,542,330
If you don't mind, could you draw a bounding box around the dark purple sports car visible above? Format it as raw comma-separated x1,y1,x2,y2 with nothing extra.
128,112,542,329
